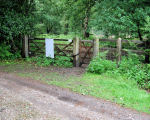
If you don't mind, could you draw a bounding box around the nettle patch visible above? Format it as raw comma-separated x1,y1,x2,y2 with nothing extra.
26,56,73,68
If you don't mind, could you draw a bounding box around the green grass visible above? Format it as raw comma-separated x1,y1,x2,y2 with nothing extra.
48,73,150,114
17,70,150,114
0,59,25,66
0,61,150,114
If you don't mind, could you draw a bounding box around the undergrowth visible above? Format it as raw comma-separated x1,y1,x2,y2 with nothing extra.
87,53,150,90
26,55,73,68
0,43,21,60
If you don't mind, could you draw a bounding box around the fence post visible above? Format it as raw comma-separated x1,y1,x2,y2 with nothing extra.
73,37,80,67
22,35,29,58
116,38,122,67
93,38,99,57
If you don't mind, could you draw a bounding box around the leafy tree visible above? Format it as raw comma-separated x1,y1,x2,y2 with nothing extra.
0,0,36,58
93,0,150,63
63,0,100,38
35,0,63,34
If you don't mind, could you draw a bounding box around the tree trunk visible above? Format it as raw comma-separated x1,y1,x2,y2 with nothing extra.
47,27,50,33
145,40,150,63
84,16,89,38
64,23,69,35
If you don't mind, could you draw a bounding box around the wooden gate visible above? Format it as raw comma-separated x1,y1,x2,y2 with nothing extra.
23,36,99,67
28,38,73,61
79,40,94,66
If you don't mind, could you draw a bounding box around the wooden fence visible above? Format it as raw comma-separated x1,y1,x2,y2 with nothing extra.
99,38,144,65
22,36,145,67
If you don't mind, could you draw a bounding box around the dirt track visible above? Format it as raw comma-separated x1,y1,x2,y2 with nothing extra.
0,72,150,120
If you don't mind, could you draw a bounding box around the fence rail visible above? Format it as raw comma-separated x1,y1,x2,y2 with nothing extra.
23,36,146,67
99,39,143,44
29,38,70,41
99,38,145,66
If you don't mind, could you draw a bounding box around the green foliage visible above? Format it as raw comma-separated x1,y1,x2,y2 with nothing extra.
0,43,21,60
93,0,150,38
87,53,150,90
26,56,73,68
0,0,35,40
0,44,12,59
62,0,99,37
26,56,54,67
144,16,150,32
54,56,73,67
87,55,116,74
35,0,63,34
0,0,35,58
117,55,150,90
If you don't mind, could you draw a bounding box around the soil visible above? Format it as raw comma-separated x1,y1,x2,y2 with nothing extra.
0,71,150,120
0,64,86,76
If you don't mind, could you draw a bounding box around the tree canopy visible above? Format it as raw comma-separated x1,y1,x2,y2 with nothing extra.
0,0,150,61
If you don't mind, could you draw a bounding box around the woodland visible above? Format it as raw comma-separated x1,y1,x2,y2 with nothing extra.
0,0,150,113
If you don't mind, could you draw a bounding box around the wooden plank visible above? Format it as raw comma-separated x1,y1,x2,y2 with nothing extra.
55,45,68,56
30,41,45,44
81,40,93,43
31,42,45,53
100,47,116,51
122,49,144,54
99,39,116,42
29,38,45,40
62,41,73,50
29,51,45,54
29,38,69,41
55,44,73,46
100,47,144,54
99,38,143,44
54,38,69,41
122,40,143,44
63,50,73,52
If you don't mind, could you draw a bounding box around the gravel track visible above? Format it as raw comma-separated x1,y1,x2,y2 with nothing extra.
0,72,150,120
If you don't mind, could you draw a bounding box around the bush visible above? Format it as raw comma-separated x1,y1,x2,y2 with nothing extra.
87,56,116,74
0,44,12,59
114,54,150,89
87,54,150,90
54,56,73,67
0,43,21,60
118,58,150,89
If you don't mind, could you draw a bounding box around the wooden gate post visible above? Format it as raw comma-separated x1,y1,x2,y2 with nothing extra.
73,37,80,67
22,35,29,58
93,38,99,57
116,38,122,67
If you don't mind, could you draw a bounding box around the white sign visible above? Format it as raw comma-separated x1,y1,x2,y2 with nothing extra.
45,38,54,58
68,39,72,42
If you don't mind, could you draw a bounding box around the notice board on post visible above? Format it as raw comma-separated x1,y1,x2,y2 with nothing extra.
45,38,54,58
